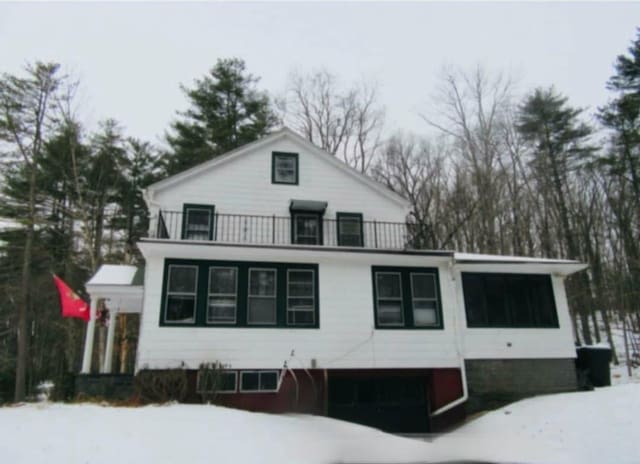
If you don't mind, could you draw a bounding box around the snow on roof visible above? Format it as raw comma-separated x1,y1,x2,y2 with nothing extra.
454,252,580,265
86,265,140,286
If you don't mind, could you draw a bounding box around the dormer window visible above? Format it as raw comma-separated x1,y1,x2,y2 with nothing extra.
272,152,299,185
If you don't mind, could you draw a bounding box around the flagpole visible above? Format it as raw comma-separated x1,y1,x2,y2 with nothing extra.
81,298,98,374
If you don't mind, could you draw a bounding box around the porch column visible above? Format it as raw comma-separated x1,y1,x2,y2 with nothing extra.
81,298,98,374
101,308,118,374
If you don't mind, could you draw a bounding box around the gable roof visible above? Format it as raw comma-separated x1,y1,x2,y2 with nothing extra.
143,127,410,208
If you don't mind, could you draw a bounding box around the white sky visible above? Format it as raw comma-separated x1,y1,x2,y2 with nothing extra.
1,2,638,146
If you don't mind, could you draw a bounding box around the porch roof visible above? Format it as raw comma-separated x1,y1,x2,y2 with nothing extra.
85,264,144,313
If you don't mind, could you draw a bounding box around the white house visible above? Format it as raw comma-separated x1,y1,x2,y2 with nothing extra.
80,127,586,432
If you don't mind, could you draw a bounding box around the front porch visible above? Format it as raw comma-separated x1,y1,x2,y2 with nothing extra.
81,265,144,375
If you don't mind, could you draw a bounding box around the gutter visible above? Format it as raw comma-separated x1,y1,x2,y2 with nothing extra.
431,256,469,416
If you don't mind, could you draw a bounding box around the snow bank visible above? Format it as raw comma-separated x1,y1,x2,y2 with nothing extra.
1,384,639,464
435,383,640,464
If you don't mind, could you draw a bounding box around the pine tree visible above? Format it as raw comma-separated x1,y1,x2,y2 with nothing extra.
164,58,278,175
517,87,597,344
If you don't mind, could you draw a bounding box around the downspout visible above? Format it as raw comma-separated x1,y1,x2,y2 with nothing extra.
431,255,469,416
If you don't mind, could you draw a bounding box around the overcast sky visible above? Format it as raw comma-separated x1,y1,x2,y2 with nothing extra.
1,2,638,145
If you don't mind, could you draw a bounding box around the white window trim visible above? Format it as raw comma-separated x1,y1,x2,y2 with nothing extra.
207,266,238,325
375,271,404,327
286,269,315,326
185,207,213,240
239,370,280,393
247,268,278,325
164,264,198,324
196,370,238,394
410,272,439,326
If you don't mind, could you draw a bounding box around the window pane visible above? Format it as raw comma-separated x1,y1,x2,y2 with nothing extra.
377,273,402,298
413,300,438,325
411,273,436,299
288,270,313,296
377,300,403,324
208,297,236,323
462,274,486,326
485,275,508,326
339,218,360,235
508,276,534,326
166,295,195,322
274,154,297,183
287,310,314,325
249,269,276,296
168,266,197,293
248,298,276,324
219,372,237,392
260,372,278,391
241,372,259,391
210,267,236,295
295,215,319,241
187,209,211,229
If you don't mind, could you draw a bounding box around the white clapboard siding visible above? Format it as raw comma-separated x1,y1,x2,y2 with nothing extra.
454,268,577,359
136,245,461,371
150,135,408,224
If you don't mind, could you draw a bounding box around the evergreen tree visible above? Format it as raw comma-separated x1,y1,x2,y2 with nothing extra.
164,58,278,175
516,87,596,344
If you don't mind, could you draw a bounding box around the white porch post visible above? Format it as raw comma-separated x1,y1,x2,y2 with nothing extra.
102,308,118,374
81,298,98,374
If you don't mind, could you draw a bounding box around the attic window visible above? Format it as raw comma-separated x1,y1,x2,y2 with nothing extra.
272,152,298,185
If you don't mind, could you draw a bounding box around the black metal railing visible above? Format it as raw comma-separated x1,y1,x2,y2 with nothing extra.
148,210,414,250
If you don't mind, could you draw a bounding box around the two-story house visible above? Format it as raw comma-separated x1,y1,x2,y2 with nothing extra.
79,127,586,433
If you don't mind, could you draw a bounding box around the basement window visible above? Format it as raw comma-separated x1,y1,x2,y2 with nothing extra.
240,371,279,392
197,371,237,394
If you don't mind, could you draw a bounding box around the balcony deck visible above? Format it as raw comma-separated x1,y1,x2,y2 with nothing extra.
147,211,420,250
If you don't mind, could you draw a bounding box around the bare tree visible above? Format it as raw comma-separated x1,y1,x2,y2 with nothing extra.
422,65,513,253
278,69,385,173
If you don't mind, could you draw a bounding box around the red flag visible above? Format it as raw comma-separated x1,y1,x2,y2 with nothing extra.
53,275,90,321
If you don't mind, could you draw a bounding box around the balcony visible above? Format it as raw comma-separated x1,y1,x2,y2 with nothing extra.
147,210,420,250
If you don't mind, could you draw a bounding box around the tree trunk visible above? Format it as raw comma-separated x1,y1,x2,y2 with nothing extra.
14,162,36,402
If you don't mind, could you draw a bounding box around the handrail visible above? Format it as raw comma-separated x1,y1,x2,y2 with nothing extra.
146,210,417,250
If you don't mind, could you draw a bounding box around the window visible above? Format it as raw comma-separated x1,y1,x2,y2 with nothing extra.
165,265,198,324
462,273,559,328
197,371,237,394
160,259,319,328
272,152,298,185
208,267,238,324
240,371,279,392
292,213,322,245
287,269,315,326
337,212,363,247
410,273,439,326
372,266,443,329
248,268,277,325
182,204,215,240
375,272,404,326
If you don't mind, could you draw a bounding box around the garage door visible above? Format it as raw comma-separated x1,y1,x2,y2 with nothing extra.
327,375,430,433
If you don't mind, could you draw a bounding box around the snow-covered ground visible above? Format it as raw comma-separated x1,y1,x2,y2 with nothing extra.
1,383,639,464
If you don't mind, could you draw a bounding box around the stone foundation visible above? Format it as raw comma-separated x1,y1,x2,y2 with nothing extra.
465,358,578,413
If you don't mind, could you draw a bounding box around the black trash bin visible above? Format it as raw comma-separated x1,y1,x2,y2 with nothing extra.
576,346,612,387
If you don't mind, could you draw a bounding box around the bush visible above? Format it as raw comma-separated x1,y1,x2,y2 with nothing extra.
196,361,226,403
134,367,188,403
